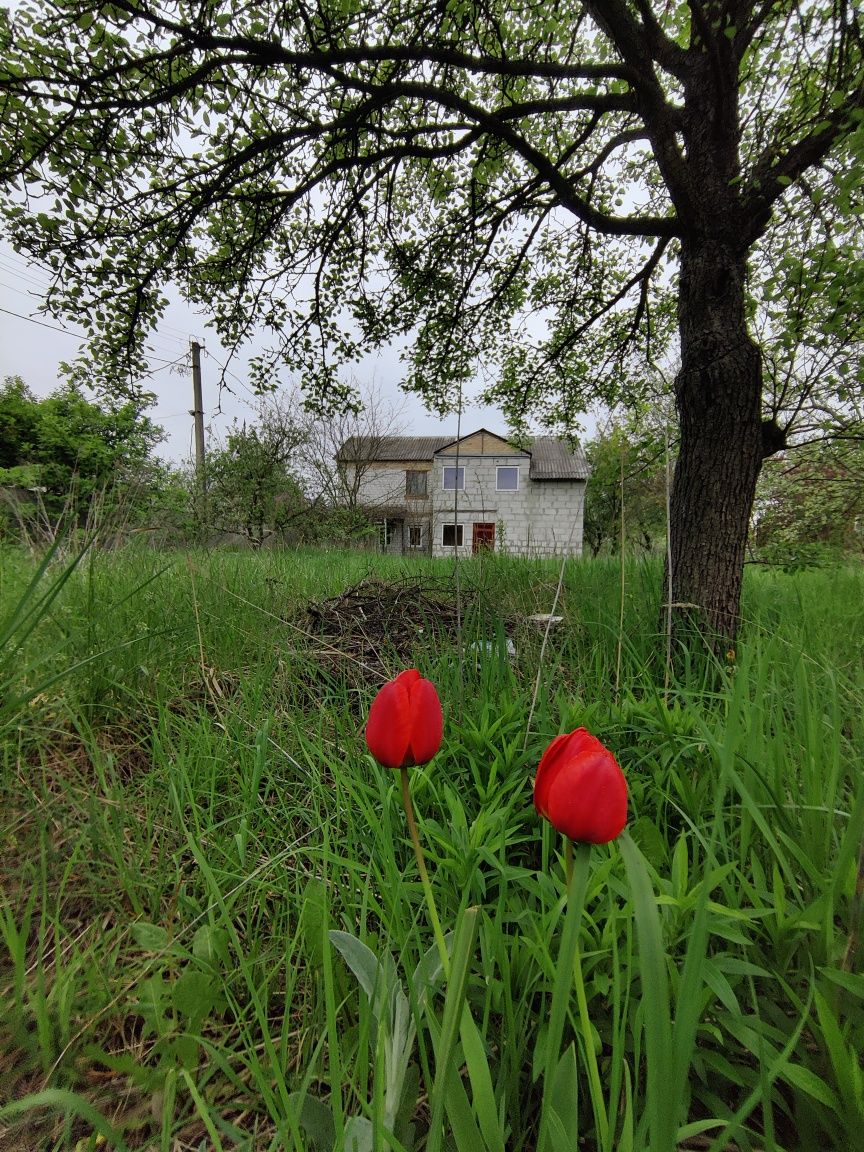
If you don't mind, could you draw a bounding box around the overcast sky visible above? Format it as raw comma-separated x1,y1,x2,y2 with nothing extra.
1,239,526,461
1,237,597,461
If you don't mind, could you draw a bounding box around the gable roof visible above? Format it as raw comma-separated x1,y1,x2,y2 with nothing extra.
434,428,519,456
528,437,590,481
337,435,452,463
338,430,590,480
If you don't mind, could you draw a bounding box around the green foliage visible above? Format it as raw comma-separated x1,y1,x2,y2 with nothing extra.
584,417,670,557
0,3,859,420
206,416,309,547
0,547,863,1149
753,439,864,565
2,0,862,642
0,374,162,533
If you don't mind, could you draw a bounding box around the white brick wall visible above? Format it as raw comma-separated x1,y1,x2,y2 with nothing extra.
349,454,586,557
347,462,421,508
431,453,586,557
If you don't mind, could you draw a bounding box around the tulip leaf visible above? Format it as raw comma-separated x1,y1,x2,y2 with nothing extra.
618,831,676,1152
547,1043,579,1152
536,842,591,1152
412,933,450,1006
344,1115,374,1152
329,930,396,1018
459,1003,504,1152
288,1091,335,1151
299,877,328,969
329,929,419,1138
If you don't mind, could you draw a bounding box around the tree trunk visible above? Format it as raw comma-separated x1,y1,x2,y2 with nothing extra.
669,238,764,649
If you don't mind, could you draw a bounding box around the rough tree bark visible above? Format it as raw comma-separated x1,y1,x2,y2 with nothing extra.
670,238,764,645
660,29,773,649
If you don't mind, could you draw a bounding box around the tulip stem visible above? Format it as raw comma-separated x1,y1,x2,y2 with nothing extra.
537,839,592,1152
400,766,450,977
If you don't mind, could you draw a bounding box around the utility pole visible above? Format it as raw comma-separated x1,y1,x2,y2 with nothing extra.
190,339,207,524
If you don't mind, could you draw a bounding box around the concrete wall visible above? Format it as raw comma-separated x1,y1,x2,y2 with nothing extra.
430,452,586,557
345,460,428,508
352,453,586,557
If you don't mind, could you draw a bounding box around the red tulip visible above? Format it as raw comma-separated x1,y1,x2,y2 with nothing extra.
533,728,627,844
365,669,443,770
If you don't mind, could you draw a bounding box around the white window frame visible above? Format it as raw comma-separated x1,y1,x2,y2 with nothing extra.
442,523,464,547
408,523,423,548
496,466,520,492
442,466,465,491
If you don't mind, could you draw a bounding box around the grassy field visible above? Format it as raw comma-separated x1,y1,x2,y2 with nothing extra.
1,544,863,1151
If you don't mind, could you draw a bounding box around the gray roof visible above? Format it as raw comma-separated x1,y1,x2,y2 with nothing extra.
337,435,452,462
338,431,590,480
528,436,590,481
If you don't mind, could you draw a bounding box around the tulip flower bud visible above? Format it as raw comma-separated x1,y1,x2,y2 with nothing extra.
365,669,443,770
533,727,627,844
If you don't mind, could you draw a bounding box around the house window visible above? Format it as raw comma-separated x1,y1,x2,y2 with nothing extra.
406,470,428,498
442,523,464,548
496,466,519,491
378,520,396,549
408,523,423,548
442,466,465,491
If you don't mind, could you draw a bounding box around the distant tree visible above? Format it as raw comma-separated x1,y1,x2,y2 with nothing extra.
0,376,40,469
584,414,670,557
752,439,864,564
0,375,162,511
296,380,407,531
206,400,309,547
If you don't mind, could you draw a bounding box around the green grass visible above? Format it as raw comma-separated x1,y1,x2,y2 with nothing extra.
1,544,863,1151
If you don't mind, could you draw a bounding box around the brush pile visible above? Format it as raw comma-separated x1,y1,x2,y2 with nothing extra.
303,577,472,674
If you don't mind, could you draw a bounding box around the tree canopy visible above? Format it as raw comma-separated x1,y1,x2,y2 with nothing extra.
1,0,862,640
0,375,162,504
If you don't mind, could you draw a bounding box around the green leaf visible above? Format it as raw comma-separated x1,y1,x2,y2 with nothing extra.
300,878,328,969
427,907,482,1152
130,921,170,952
344,1115,374,1152
536,843,591,1152
329,929,393,1016
172,968,217,1025
459,1006,504,1152
136,973,169,1035
192,924,229,968
780,1063,840,1109
547,1043,579,1152
619,832,676,1152
289,1092,336,1151
0,1089,130,1151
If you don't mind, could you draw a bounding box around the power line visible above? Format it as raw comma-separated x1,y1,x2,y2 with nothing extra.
0,260,52,290
0,305,191,378
205,348,258,399
0,250,53,276
139,353,190,377
0,303,87,338
0,279,47,301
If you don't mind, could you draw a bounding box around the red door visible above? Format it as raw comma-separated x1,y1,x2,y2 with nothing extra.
472,522,495,553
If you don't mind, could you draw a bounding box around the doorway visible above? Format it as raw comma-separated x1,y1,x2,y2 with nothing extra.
472,522,495,553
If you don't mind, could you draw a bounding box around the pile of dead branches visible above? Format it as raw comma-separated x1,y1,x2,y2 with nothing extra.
302,576,475,677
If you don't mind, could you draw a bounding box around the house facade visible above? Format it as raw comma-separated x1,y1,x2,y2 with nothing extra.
337,428,590,557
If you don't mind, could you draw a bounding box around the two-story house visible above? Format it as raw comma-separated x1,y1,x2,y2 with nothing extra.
337,428,590,556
